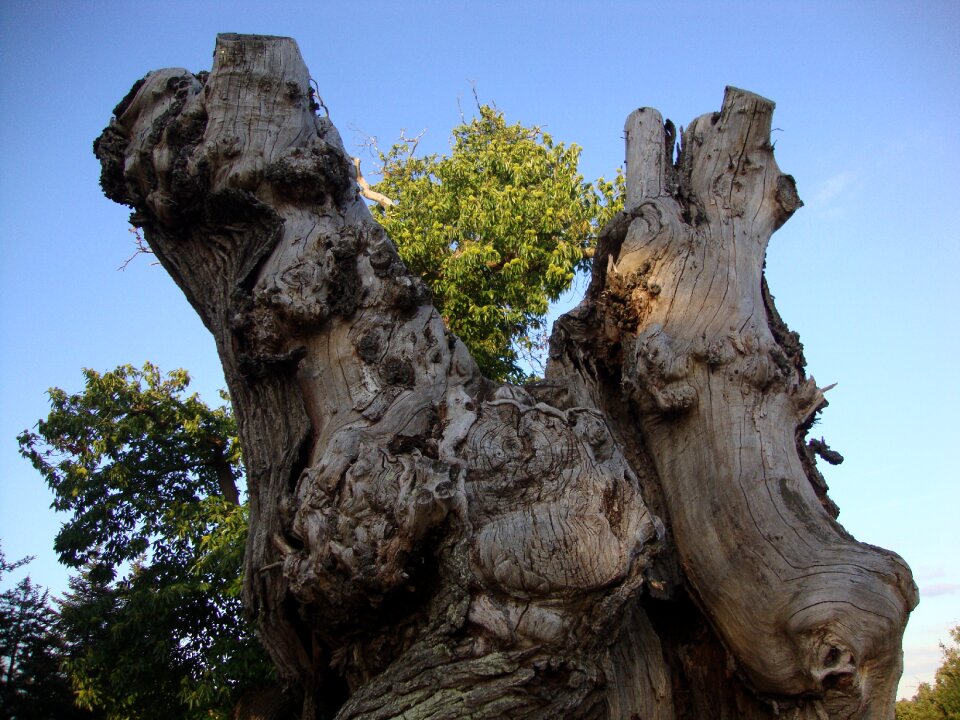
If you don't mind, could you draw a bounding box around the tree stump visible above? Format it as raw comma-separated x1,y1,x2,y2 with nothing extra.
95,34,916,720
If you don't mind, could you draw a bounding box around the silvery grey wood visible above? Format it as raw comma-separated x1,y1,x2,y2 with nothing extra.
95,34,916,720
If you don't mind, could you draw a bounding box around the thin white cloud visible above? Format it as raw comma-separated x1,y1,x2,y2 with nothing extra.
808,171,857,209
923,583,960,597
917,565,947,581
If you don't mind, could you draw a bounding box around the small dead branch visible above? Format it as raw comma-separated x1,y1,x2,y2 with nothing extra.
398,128,426,157
353,157,394,209
118,227,158,270
308,79,329,117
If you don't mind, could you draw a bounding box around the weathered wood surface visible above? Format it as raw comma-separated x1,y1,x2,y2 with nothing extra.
95,34,916,720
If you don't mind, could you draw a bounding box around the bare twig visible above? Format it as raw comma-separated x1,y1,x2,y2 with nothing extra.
399,128,426,157
118,227,158,271
470,82,482,112
308,79,329,117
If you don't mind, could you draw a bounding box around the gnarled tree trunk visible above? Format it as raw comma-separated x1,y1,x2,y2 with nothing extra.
95,34,916,720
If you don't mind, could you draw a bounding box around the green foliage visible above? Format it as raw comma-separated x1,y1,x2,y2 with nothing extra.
897,626,960,719
18,364,240,571
0,546,97,719
371,104,623,381
18,364,272,720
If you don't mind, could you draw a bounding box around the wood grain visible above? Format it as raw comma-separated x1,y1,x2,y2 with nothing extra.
95,35,915,719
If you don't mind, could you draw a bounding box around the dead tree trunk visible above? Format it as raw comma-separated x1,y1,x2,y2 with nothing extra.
95,34,916,720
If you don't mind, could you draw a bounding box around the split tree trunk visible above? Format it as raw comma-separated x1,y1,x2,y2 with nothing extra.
95,34,917,720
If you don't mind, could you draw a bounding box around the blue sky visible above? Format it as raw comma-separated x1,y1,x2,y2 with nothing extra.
1,0,957,700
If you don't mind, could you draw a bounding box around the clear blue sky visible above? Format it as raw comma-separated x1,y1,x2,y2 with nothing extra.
1,0,957,700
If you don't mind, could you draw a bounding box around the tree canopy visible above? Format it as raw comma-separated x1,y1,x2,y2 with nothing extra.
896,627,960,719
17,364,274,719
370,104,622,380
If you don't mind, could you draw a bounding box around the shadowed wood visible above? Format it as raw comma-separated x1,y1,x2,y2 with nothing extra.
95,34,915,720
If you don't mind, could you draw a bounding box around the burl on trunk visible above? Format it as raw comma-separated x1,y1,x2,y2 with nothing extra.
95,34,916,720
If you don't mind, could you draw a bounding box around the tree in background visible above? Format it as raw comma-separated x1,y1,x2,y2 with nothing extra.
18,365,277,720
896,627,960,719
0,545,95,719
369,104,622,380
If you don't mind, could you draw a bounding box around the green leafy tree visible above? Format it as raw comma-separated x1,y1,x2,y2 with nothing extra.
0,545,96,719
897,626,960,719
370,104,623,381
18,364,274,720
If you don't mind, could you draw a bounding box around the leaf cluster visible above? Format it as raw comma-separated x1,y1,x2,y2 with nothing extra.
17,364,273,719
371,105,623,381
18,364,240,572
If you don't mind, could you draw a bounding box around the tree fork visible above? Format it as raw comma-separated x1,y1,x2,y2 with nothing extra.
95,34,915,719
549,93,917,717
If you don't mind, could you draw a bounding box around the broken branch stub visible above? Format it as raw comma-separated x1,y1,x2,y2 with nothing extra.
96,34,915,720
551,87,917,715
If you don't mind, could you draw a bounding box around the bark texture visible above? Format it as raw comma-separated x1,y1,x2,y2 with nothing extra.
95,34,917,720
